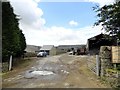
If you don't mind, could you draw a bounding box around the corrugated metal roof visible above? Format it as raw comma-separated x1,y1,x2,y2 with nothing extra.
40,45,54,50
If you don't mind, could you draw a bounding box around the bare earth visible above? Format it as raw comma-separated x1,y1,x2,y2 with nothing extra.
2,53,111,88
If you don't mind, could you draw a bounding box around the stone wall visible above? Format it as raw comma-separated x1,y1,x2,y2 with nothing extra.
99,46,120,88
99,46,112,76
2,62,9,72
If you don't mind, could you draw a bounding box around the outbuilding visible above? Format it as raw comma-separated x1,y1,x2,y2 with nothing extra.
86,33,116,55
25,45,41,53
40,45,56,56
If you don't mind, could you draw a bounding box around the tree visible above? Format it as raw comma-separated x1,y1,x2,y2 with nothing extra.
16,30,26,57
94,1,120,41
2,1,26,62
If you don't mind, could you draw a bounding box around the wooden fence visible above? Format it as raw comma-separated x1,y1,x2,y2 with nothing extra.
112,46,120,63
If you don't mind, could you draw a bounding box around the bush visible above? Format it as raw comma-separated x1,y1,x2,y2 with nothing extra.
2,62,9,72
117,64,120,70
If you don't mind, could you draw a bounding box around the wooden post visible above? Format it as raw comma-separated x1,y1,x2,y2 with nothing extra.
96,55,100,76
9,55,12,71
114,64,117,70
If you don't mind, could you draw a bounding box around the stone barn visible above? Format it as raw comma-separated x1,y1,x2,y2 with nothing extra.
25,45,41,53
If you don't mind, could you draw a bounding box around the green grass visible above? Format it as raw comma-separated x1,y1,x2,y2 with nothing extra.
106,68,120,73
2,57,36,79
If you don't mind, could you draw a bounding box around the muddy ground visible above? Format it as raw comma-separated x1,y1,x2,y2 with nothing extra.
2,53,111,88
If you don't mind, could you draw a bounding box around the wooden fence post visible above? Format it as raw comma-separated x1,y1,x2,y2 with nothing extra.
9,55,12,71
96,55,100,76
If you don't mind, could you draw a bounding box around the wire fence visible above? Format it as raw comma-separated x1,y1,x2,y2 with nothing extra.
87,56,97,75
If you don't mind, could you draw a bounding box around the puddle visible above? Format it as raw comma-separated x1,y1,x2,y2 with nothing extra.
31,71,54,76
24,62,69,80
24,70,56,79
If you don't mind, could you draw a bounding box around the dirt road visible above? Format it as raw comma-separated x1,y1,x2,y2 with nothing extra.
2,53,111,88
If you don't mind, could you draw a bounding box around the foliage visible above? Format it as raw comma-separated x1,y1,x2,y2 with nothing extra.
94,1,120,40
2,2,26,62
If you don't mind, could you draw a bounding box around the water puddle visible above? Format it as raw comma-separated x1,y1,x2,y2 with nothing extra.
24,62,69,81
30,71,54,76
24,70,56,79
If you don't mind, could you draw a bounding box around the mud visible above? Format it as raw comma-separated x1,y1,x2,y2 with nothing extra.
2,53,111,88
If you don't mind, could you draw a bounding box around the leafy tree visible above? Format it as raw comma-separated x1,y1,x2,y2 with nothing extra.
2,1,26,62
94,1,120,41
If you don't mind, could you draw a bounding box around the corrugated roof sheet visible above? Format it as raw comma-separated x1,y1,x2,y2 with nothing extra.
40,45,54,50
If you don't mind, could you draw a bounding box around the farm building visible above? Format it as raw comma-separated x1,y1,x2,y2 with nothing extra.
57,45,86,55
25,45,41,53
86,33,116,55
55,47,66,55
40,45,56,56
58,45,86,52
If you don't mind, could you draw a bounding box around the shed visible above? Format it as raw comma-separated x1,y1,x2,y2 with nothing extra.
25,45,41,53
86,33,116,55
40,45,56,55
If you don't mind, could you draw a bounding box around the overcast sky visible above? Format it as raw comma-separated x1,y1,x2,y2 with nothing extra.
9,0,115,46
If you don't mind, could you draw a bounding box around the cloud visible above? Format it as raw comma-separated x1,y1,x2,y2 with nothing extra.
69,20,78,26
22,25,103,46
83,0,115,7
9,0,105,46
10,0,45,30
34,0,41,3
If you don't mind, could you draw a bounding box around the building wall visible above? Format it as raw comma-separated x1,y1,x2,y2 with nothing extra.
86,40,89,53
25,45,41,53
49,47,56,56
56,48,66,55
49,47,66,56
